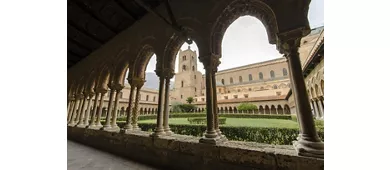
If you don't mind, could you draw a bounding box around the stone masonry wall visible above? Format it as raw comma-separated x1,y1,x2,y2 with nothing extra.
68,127,323,170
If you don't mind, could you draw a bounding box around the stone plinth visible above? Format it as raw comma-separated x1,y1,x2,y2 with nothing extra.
67,127,324,170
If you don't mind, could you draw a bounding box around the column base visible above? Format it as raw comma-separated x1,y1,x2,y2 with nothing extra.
150,128,166,137
163,127,174,136
293,134,324,159
199,135,223,145
76,123,87,128
103,126,120,132
101,125,112,131
216,129,228,142
68,122,76,126
132,124,141,131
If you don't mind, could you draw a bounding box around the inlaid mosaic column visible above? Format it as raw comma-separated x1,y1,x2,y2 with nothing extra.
75,94,85,125
316,99,324,118
282,37,323,158
131,78,144,130
67,97,75,123
210,56,225,140
123,84,135,132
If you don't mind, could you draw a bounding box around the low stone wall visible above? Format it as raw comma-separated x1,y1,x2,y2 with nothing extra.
67,127,324,170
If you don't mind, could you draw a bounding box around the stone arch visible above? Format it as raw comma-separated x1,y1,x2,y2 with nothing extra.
139,107,144,115
264,105,270,114
133,44,156,79
102,107,107,117
229,106,233,113
259,105,264,114
311,87,317,99
233,107,237,113
120,107,125,117
147,108,151,114
284,105,291,114
277,105,284,114
209,0,278,55
315,84,321,97
270,105,277,114
320,79,324,96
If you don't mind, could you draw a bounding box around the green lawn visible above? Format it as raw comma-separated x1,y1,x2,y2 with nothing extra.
139,118,299,128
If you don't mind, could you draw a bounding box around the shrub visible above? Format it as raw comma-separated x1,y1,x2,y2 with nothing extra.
237,103,258,111
291,114,297,122
186,97,194,104
113,123,324,145
171,102,183,113
187,117,226,125
179,104,197,112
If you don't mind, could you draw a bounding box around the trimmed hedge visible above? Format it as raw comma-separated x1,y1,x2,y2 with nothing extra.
114,122,324,145
187,117,227,125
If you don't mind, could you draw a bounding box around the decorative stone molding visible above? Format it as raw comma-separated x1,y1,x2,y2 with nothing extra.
131,77,145,88
277,26,310,55
210,0,278,55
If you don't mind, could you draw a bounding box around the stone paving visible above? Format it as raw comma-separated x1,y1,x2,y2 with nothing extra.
67,140,160,170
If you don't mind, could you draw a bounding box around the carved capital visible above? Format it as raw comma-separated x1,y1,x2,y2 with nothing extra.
76,94,84,99
163,68,175,79
277,26,310,55
154,68,163,77
113,84,125,92
132,77,145,88
199,54,221,73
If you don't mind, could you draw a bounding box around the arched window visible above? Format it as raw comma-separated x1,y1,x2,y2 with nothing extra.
259,72,263,80
230,77,233,84
194,75,196,79
221,79,225,85
146,95,149,101
182,65,186,71
270,70,275,79
248,74,252,81
192,66,195,71
183,55,186,60
239,76,243,83
195,88,197,92
181,81,184,87
153,96,156,102
283,68,288,76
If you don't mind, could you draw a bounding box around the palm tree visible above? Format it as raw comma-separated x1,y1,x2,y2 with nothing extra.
186,97,194,104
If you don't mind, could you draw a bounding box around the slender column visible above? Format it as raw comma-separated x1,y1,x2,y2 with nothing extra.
95,90,106,128
110,85,123,131
199,56,219,144
67,99,75,123
131,78,144,130
312,100,320,119
103,89,116,130
123,85,135,131
76,93,88,127
283,38,323,158
68,98,80,125
88,92,100,127
163,74,173,135
151,76,166,136
82,93,94,126
75,94,85,125
211,69,224,139
316,99,324,119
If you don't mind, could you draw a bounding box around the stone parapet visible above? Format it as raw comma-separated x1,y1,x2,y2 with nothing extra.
68,127,323,170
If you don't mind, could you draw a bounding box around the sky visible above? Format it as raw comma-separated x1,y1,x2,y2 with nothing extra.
145,0,324,75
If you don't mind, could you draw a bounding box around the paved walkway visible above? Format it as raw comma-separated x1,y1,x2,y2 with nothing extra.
67,140,160,170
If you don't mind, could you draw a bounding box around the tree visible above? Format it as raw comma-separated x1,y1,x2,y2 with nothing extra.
237,103,257,111
186,97,194,104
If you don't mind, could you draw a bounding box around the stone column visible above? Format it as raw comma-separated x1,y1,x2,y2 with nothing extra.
282,37,323,158
95,90,106,129
82,93,94,127
131,78,144,130
151,75,166,137
76,93,89,127
75,94,85,125
87,92,100,128
312,100,320,119
67,98,75,123
103,88,116,130
199,55,220,144
163,70,174,135
316,99,324,119
68,97,80,126
210,59,225,140
110,85,123,131
123,84,135,132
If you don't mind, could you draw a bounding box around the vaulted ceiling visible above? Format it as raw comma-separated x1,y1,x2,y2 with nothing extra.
67,0,162,69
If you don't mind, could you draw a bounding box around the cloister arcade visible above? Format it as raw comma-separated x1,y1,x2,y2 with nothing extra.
67,0,323,161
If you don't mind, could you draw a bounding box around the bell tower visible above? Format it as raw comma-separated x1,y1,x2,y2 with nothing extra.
172,46,202,103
